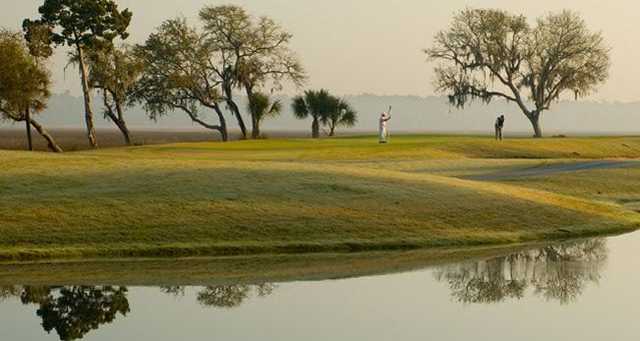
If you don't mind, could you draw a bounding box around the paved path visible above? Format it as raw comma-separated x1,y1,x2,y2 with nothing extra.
464,160,640,181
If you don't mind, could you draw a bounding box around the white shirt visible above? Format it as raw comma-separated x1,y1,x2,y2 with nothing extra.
380,113,391,130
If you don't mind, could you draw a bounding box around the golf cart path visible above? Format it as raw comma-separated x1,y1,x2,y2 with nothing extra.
465,160,640,181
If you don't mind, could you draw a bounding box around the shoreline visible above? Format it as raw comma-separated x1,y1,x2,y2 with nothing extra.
1,223,636,264
1,231,632,286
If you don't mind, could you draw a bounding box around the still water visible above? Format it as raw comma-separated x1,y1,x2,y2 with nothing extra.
2,232,640,341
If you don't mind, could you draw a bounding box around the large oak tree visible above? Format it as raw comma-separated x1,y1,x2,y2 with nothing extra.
134,18,230,141
425,9,610,137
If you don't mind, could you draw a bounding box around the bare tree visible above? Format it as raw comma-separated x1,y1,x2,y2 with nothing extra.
425,9,610,137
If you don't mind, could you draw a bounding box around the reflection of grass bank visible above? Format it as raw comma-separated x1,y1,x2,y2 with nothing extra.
1,135,639,262
0,239,604,286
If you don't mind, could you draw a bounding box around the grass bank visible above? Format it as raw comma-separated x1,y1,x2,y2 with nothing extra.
1,135,639,261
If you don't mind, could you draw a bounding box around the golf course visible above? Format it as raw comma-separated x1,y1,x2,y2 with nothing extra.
1,134,640,262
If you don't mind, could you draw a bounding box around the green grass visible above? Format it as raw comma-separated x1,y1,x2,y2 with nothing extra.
1,135,639,262
494,167,640,210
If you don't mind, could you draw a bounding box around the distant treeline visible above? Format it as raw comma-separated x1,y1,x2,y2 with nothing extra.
19,93,640,135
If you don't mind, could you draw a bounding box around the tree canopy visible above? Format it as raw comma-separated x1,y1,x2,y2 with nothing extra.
323,98,357,137
25,0,132,49
426,9,610,137
134,18,229,141
24,0,133,148
87,44,143,145
200,5,305,139
292,90,335,138
292,90,357,137
0,30,50,121
0,29,62,152
16,286,130,341
247,92,282,132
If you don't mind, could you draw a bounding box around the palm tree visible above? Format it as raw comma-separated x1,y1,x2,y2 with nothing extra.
323,98,357,136
247,92,282,138
291,89,333,138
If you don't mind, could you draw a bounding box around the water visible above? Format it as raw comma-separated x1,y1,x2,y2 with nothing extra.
2,232,640,341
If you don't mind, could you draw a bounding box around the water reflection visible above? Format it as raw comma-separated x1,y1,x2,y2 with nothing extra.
1,286,129,340
433,239,607,304
0,238,610,340
162,284,277,308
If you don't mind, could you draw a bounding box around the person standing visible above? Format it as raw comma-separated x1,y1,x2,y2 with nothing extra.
379,107,392,144
495,114,505,141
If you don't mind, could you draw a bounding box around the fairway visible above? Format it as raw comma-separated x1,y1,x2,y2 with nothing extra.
1,135,640,261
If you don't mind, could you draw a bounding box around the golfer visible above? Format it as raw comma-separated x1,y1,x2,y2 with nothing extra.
495,114,505,141
379,107,392,143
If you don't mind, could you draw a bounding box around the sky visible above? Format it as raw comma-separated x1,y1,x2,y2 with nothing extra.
2,0,639,102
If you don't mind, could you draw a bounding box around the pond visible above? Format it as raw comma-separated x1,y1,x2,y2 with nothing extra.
2,232,640,341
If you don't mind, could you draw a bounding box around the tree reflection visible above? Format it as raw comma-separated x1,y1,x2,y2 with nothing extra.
160,283,276,308
0,285,21,302
197,283,276,308
160,286,186,298
433,239,607,305
1,286,130,340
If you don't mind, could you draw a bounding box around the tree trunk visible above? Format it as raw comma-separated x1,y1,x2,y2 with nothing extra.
252,115,261,139
232,103,247,139
76,44,98,148
223,81,247,139
245,85,261,139
25,107,33,151
113,95,132,145
329,125,336,137
213,104,229,142
113,115,132,146
186,111,228,142
29,118,63,153
221,126,228,142
312,117,320,138
529,112,543,138
226,98,247,139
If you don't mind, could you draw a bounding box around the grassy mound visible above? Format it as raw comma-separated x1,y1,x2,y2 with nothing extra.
1,135,639,261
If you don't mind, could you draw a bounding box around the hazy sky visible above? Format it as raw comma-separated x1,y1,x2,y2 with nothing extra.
2,0,639,101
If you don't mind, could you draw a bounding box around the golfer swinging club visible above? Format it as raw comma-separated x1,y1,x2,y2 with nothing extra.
379,106,392,144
